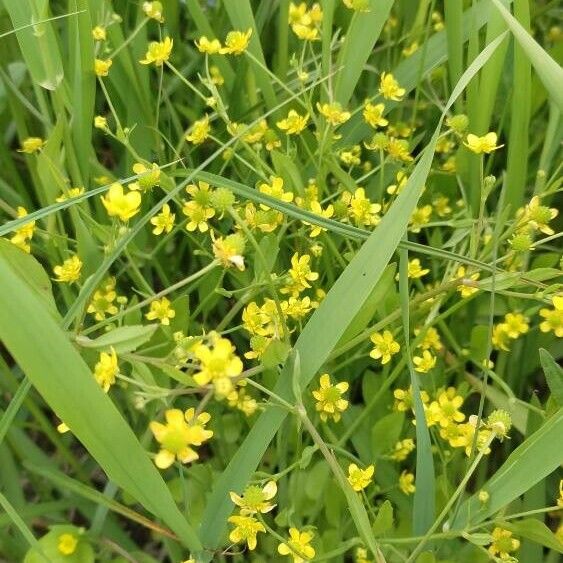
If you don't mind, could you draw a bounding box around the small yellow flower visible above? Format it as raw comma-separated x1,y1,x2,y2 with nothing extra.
143,1,164,22
409,205,432,233
57,533,78,555
426,387,465,428
539,295,563,337
18,137,45,154
292,23,319,41
369,330,400,365
220,28,252,55
386,137,413,162
94,58,112,77
355,547,372,563
140,37,173,66
92,26,106,41
347,463,375,491
432,196,452,218
145,297,176,325
53,255,82,284
87,277,120,320
413,350,436,373
212,232,246,271
150,408,213,468
100,183,142,221
517,195,558,236
393,386,429,413
312,374,349,422
282,252,319,296
150,203,175,235
277,109,309,135
316,102,351,126
94,115,108,129
195,36,222,54
229,481,277,514
94,347,119,392
129,162,161,191
363,102,388,128
399,471,415,495
185,114,211,145
464,132,503,154
503,313,529,338
488,527,520,560
9,206,35,253
414,326,442,351
407,258,429,279
390,438,415,461
379,72,405,101
259,176,294,209
557,479,563,507
278,528,316,562
343,187,381,226
456,266,480,298
55,186,85,203
227,514,265,551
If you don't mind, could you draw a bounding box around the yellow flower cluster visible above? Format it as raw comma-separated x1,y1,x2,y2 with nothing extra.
492,313,529,351
288,2,323,41
195,29,252,55
312,373,349,422
87,277,124,320
9,207,35,253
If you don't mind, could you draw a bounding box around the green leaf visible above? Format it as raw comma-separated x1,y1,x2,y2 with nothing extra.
372,500,394,537
490,0,563,111
452,408,563,528
539,348,563,407
371,411,404,457
503,519,563,553
75,325,158,354
0,256,202,552
334,0,394,106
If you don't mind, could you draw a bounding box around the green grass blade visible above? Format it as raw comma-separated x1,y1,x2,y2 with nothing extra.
0,491,44,555
490,0,563,111
451,408,563,528
0,378,31,448
444,0,463,107
0,252,202,552
539,349,563,407
334,0,394,106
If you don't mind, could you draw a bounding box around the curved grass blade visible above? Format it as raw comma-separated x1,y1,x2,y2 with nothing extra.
0,253,202,552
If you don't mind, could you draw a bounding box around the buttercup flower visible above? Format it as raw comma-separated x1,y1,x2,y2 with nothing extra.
150,204,175,235
195,36,222,54
94,348,119,392
53,255,82,284
230,481,277,514
399,471,415,494
145,297,176,325
94,58,112,77
488,527,520,560
312,373,349,422
278,528,315,562
143,1,164,22
363,102,388,128
18,137,45,154
464,132,503,154
369,330,400,365
185,114,211,144
379,72,405,101
92,26,106,41
87,277,120,320
220,29,252,55
10,206,35,253
390,438,415,461
227,514,265,550
101,183,142,221
140,37,173,65
413,350,436,373
129,162,160,191
347,463,375,491
539,295,563,337
316,102,351,126
277,110,309,135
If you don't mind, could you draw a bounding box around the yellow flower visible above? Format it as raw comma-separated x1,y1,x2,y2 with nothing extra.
212,232,246,271
94,115,108,129
227,514,265,550
289,3,311,26
464,132,503,154
399,471,415,495
193,333,244,396
56,186,85,202
347,463,374,491
343,187,381,226
369,330,400,365
227,386,258,416
150,203,175,235
502,313,529,338
456,266,480,298
305,201,334,237
363,102,388,128
129,162,161,191
316,102,351,126
94,58,112,77
87,277,119,320
94,347,119,392
488,527,520,560
517,195,558,235
277,109,309,135
539,296,563,337
355,547,372,563
101,183,142,221
386,137,413,162
278,528,316,562
414,326,442,351
143,1,164,22
492,323,511,351
426,387,465,428
379,72,405,101
53,255,82,284
91,26,106,42
9,206,35,253
282,253,319,296
18,137,45,154
557,479,563,507
57,533,78,555
229,481,277,514
259,176,294,209
433,195,452,217
409,205,432,232
145,297,176,325
312,373,349,422
185,114,211,145
140,37,173,65
150,408,213,468
220,28,252,55
390,438,415,461
393,386,430,413
292,23,318,40
402,41,419,57
413,350,436,373
195,36,222,54
407,258,429,279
